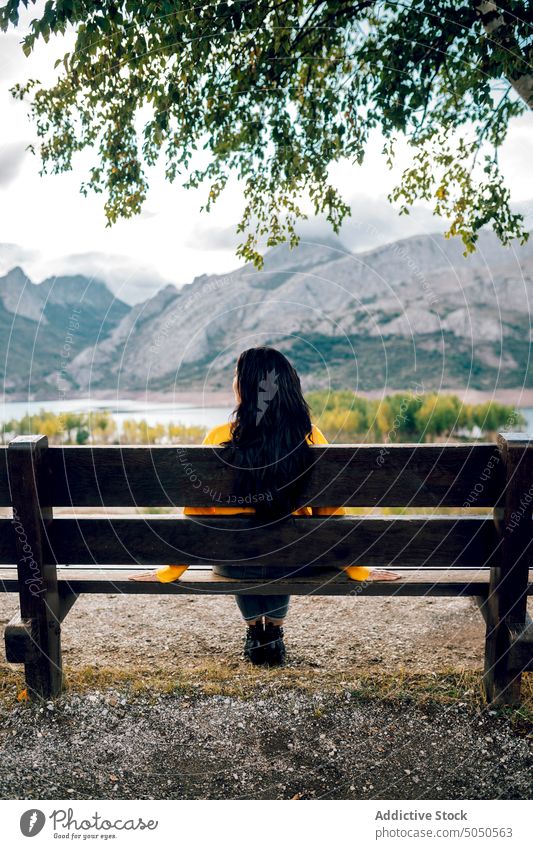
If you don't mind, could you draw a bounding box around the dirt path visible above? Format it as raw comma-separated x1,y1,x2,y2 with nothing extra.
0,592,489,677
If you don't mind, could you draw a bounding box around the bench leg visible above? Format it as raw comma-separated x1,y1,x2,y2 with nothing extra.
4,605,63,699
483,570,522,705
484,434,533,707
22,611,63,699
7,435,63,700
5,591,78,699
478,589,521,705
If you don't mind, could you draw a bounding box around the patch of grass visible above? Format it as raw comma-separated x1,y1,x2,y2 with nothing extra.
347,670,533,733
348,669,480,704
2,661,531,731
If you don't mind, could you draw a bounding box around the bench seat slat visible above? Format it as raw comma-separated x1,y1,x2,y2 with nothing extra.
0,515,501,569
0,443,504,508
3,568,531,597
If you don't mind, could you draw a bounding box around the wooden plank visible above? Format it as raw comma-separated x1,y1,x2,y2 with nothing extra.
0,443,504,508
0,514,501,569
7,436,63,699
483,433,533,706
2,567,525,597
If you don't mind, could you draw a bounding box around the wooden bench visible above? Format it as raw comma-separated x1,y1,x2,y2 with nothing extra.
1,433,532,705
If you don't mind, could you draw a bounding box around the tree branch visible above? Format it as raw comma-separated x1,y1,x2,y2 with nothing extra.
475,1,533,107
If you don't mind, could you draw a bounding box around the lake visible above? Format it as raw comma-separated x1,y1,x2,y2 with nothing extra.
522,407,533,433
1,398,532,435
0,398,234,431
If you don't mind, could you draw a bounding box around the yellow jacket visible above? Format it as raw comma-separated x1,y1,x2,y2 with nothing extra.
156,423,370,582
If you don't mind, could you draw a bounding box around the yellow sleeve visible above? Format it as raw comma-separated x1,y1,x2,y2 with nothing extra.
156,564,189,582
156,424,231,583
344,566,372,581
309,425,371,581
308,424,328,446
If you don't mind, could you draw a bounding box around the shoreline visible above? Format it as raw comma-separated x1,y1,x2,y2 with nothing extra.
3,387,533,408
2,389,236,407
359,387,533,407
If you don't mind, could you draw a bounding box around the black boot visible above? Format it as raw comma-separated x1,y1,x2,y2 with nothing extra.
244,621,265,665
263,622,286,666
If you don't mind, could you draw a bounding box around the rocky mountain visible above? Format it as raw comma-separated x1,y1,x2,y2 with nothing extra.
0,267,129,394
2,230,532,396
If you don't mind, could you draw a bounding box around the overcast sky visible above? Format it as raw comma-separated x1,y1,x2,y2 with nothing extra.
1,5,532,304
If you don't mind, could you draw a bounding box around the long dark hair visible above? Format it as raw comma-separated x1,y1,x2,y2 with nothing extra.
223,347,314,518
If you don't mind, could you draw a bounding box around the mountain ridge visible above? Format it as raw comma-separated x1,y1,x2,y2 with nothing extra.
1,230,531,396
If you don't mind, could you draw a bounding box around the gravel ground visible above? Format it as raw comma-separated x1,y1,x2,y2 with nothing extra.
0,691,531,800
0,593,531,800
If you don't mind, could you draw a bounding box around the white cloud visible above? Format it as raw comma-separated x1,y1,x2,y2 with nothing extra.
39,251,174,305
0,140,30,186
0,243,175,305
0,242,39,275
0,32,30,80
291,197,448,254
185,223,241,252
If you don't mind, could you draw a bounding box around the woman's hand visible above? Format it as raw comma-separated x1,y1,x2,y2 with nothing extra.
128,571,159,582
367,569,402,581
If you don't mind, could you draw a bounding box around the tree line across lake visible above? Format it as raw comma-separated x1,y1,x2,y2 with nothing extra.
1,393,524,446
1,412,206,446
307,392,525,443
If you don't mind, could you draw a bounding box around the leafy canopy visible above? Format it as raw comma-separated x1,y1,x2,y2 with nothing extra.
1,0,531,264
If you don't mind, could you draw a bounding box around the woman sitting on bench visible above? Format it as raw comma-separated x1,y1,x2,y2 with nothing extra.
132,346,399,665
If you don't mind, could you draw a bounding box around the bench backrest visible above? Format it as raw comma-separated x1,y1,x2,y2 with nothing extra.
0,442,504,508
0,437,514,570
